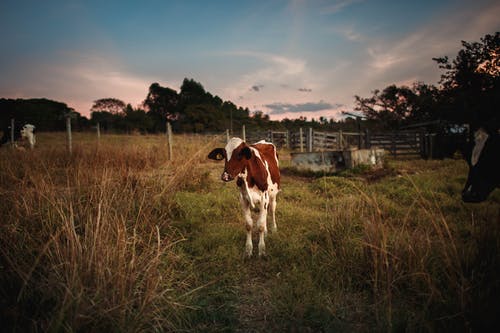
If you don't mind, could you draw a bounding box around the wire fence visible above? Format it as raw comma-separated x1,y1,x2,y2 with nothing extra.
3,118,464,159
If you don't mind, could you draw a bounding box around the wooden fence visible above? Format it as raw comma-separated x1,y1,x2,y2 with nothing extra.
233,126,423,157
369,131,421,157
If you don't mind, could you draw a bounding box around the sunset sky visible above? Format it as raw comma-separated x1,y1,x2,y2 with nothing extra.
1,0,499,120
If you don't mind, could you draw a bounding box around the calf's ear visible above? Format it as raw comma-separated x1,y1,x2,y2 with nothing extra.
208,148,226,161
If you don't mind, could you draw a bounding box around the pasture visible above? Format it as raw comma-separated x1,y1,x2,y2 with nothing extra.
1,133,499,332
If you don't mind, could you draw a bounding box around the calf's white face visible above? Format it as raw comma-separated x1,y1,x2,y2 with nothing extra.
225,137,243,162
208,137,253,182
222,137,248,182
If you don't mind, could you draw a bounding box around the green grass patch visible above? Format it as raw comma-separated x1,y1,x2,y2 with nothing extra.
1,133,499,331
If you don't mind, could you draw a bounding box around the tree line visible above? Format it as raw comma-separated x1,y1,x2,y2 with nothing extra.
1,32,498,134
0,99,90,132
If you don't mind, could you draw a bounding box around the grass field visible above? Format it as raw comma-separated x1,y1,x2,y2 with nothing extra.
1,132,499,332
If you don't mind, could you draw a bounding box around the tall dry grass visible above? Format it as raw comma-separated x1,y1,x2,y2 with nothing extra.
0,133,220,331
358,183,468,329
2,133,498,331
312,169,498,331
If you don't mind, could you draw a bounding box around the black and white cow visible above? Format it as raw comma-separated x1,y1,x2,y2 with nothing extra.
0,123,36,149
462,128,499,203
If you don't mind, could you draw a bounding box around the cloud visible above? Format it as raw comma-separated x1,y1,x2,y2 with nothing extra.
298,88,312,92
250,84,264,92
333,25,364,42
228,51,306,76
321,0,364,15
365,1,500,75
265,101,343,114
367,47,404,71
220,50,308,99
56,54,156,114
1,51,159,117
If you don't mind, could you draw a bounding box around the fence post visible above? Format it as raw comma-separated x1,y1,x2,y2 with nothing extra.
339,130,343,150
299,127,304,152
364,129,370,149
308,127,313,152
242,125,246,142
230,109,233,136
419,129,426,158
391,132,396,156
166,122,173,160
226,129,230,143
10,118,15,147
96,122,101,142
429,133,435,159
66,116,72,155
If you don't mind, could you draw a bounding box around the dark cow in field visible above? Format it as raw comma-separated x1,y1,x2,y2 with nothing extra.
0,123,36,149
462,128,499,203
209,138,280,257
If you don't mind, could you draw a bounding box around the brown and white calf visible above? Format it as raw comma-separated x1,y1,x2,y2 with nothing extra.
208,137,280,257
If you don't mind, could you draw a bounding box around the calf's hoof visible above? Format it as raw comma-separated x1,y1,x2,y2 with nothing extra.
245,244,253,258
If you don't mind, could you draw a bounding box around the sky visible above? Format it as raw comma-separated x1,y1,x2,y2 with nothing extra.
1,0,499,121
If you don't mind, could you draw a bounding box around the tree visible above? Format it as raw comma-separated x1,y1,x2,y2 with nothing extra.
122,104,153,133
90,98,126,115
408,82,441,123
180,78,207,104
143,83,179,120
179,103,224,132
90,111,119,132
354,33,499,130
0,98,75,131
354,82,442,129
433,32,500,129
354,85,415,129
141,79,278,133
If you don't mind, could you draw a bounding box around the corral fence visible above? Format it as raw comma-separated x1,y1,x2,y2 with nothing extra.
235,126,422,157
369,131,422,157
232,125,461,159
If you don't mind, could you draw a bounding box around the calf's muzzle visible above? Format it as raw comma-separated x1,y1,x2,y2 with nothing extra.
221,171,234,182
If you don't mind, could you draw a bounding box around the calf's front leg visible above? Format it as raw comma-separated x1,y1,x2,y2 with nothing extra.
240,195,253,257
257,192,269,257
269,194,277,233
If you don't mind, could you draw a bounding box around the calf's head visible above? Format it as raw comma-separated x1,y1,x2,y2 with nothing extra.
462,128,499,203
208,137,252,182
